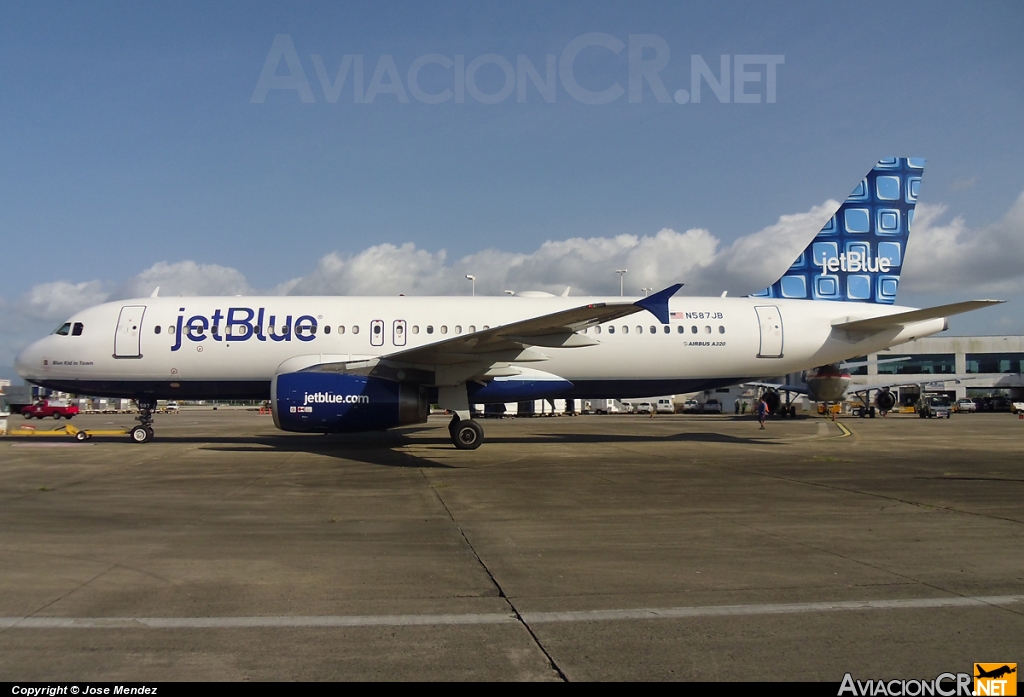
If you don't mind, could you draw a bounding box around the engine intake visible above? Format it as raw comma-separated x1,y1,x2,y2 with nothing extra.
875,390,897,412
272,372,428,433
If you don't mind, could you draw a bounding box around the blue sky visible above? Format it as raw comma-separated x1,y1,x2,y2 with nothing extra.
2,1,1023,376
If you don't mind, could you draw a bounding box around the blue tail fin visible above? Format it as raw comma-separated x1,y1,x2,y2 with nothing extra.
752,157,925,304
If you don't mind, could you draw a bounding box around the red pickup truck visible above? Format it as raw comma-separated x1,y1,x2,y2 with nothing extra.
21,400,80,420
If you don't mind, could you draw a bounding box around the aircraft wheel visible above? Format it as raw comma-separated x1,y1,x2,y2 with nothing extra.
75,431,88,441
130,426,152,443
452,420,484,450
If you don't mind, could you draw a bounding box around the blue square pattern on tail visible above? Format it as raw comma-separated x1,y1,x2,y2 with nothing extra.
751,158,923,304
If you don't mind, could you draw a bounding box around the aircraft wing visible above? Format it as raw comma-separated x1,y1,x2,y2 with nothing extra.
847,375,971,394
831,300,1003,333
306,284,683,376
744,381,809,396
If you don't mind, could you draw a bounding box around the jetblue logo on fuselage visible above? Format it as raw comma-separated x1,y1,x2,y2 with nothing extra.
170,307,318,351
303,392,370,405
816,251,892,275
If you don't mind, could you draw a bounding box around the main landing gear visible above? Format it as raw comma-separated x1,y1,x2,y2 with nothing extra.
130,397,157,444
448,414,484,450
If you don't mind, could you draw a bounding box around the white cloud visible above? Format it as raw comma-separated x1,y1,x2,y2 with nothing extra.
113,260,255,299
21,280,112,321
901,192,1024,294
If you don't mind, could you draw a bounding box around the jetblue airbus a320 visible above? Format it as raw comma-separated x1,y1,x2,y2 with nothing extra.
14,158,1002,448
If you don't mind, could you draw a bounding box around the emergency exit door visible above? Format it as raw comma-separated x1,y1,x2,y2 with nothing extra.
114,305,146,358
755,305,784,358
393,319,407,346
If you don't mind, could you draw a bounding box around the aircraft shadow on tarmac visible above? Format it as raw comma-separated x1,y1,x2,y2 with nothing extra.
166,425,777,469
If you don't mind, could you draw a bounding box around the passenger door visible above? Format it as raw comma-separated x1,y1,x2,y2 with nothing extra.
114,305,146,358
754,305,784,358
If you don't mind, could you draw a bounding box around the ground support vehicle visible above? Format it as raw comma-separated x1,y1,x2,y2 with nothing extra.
917,395,952,419
20,400,79,420
2,422,128,441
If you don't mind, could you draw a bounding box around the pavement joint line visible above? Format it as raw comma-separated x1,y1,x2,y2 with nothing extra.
421,469,569,682
4,595,1021,629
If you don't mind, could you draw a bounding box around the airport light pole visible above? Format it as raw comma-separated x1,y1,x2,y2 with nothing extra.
465,274,476,296
642,287,652,297
615,269,628,297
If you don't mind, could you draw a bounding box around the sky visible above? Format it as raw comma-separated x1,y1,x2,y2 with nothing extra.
1,1,1023,379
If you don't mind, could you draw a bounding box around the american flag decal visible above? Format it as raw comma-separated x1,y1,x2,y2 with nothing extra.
670,312,684,319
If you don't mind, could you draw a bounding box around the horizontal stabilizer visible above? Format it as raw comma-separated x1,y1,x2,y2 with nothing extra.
831,300,1004,333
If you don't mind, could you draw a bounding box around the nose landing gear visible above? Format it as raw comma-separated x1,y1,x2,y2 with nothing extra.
131,397,157,443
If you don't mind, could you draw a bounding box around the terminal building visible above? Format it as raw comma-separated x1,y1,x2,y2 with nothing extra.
853,335,1024,406
690,335,1024,414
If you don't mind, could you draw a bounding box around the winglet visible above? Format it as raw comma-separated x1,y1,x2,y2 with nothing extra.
635,283,683,324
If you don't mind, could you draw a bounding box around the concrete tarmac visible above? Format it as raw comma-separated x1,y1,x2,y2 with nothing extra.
1,410,1022,681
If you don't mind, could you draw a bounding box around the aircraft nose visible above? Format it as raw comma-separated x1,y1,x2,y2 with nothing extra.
14,341,40,379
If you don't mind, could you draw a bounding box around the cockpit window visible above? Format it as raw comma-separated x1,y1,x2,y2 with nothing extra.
54,322,71,336
72,322,84,336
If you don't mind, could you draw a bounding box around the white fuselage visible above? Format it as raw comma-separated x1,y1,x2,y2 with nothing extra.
15,294,946,400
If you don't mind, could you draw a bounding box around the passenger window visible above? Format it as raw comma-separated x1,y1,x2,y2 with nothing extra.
351,325,359,335
455,325,462,334
211,325,220,337
718,325,725,334
55,323,71,336
412,325,419,334
704,326,711,334
73,322,84,336
691,326,698,334
622,326,629,334
338,326,345,334
594,326,601,334
482,325,490,330
440,326,448,334
677,326,684,334
427,325,434,334
153,326,161,335
324,325,331,334
608,326,615,334
373,324,381,335
169,326,175,335
663,326,670,334
636,326,642,334
468,325,476,333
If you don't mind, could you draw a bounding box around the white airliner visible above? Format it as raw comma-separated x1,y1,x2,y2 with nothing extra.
14,158,1002,448
748,357,914,417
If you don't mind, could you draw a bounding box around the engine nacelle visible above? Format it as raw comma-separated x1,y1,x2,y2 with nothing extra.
874,390,897,412
272,372,428,433
761,388,781,414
